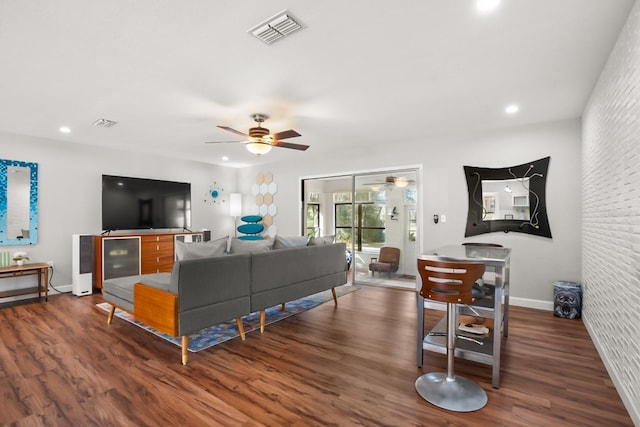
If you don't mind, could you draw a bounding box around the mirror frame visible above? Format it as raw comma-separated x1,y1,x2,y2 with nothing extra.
0,159,38,245
463,156,551,238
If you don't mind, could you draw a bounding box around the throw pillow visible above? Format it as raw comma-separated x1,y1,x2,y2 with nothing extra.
230,237,274,254
273,235,310,249
308,235,335,246
175,236,228,260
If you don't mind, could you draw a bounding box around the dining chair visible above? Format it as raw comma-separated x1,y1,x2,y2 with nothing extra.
416,258,488,412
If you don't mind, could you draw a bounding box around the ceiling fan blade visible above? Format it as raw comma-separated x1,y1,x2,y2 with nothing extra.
217,125,248,137
271,140,309,151
271,129,301,140
204,140,245,144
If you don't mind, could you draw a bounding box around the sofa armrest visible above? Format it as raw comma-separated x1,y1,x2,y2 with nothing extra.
134,283,178,337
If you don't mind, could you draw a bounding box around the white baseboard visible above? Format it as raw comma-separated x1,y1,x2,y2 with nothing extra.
583,313,640,427
53,284,73,294
509,296,554,311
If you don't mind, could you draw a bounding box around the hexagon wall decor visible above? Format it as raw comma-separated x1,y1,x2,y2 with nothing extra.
253,172,277,238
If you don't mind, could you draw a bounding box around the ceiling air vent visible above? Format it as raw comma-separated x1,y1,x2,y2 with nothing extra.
249,10,304,45
91,118,118,128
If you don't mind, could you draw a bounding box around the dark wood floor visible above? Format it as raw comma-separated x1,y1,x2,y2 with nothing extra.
0,285,633,426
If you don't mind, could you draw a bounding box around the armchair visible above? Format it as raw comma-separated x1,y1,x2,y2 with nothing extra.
369,247,400,277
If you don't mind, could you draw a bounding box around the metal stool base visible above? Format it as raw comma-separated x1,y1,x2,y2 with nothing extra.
415,372,488,412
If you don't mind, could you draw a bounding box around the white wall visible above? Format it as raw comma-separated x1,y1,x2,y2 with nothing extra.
238,118,582,306
0,123,579,305
582,0,640,423
0,131,238,296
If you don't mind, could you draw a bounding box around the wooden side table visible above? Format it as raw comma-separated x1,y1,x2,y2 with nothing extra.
0,263,50,302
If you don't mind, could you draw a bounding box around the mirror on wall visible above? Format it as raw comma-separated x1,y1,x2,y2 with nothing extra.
464,157,551,238
0,159,38,245
481,178,531,221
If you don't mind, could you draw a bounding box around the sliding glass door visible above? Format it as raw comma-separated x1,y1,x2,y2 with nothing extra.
301,169,418,290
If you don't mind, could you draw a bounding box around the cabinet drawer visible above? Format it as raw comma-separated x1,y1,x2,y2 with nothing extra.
157,259,174,272
141,264,174,274
142,244,173,256
141,263,159,275
142,240,174,255
141,251,159,265
141,234,175,274
141,235,174,247
156,246,174,258
141,257,174,274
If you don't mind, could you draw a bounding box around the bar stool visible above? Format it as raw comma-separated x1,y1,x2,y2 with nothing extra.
415,258,488,412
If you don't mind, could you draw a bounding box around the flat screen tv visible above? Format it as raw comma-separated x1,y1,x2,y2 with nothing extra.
102,175,191,231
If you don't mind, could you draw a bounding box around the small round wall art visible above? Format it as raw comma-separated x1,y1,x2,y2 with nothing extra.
204,181,226,205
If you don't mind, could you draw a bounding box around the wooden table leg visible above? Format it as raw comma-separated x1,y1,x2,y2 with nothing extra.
37,268,42,299
44,267,49,302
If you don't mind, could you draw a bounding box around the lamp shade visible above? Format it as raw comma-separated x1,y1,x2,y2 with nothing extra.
229,193,242,217
245,141,272,156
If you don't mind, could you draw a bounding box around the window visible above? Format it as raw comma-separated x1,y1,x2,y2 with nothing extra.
306,203,319,237
404,188,417,204
305,192,320,236
335,201,386,251
408,208,416,242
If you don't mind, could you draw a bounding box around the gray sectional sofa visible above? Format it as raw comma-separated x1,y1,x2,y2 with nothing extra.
102,240,348,364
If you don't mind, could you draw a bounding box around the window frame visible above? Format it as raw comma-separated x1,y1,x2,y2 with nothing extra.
335,201,386,252
306,203,320,237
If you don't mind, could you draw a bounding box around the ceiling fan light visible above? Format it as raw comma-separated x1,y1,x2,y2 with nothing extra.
246,142,272,156
395,177,409,188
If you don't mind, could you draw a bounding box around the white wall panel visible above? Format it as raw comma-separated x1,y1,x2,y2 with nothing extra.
0,131,237,292
582,1,640,423
238,118,583,305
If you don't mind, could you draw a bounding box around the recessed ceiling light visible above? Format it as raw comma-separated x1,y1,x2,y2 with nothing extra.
476,0,501,13
59,126,71,133
222,156,229,161
505,104,519,114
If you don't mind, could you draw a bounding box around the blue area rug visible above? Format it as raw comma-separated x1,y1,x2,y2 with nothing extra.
97,284,359,352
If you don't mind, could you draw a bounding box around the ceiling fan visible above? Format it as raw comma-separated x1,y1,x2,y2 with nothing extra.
205,113,309,156
363,176,416,189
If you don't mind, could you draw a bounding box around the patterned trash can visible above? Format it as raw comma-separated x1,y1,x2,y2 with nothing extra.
553,281,582,319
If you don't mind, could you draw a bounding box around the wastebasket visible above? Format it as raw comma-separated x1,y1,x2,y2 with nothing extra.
553,281,582,319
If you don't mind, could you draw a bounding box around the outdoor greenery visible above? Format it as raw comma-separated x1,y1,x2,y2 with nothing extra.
306,203,319,237
335,191,387,251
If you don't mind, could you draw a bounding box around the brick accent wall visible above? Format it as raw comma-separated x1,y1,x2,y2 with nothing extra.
582,2,640,423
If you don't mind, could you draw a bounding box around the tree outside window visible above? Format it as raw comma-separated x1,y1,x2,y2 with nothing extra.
335,190,386,251
306,203,319,237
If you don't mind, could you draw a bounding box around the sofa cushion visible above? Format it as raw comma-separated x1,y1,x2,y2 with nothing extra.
230,237,274,254
175,236,228,260
308,235,335,246
250,243,348,311
103,273,171,310
273,235,309,249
